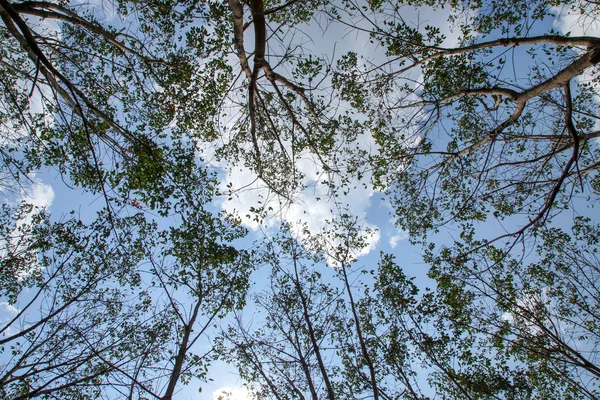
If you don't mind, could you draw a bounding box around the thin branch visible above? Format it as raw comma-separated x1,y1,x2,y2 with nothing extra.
392,87,519,109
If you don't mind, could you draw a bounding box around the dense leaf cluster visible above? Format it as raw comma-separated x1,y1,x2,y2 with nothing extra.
1,0,600,398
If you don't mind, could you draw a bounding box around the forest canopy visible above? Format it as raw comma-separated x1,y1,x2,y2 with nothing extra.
1,0,600,398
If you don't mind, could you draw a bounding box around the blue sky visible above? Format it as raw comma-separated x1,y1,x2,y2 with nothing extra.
1,0,600,399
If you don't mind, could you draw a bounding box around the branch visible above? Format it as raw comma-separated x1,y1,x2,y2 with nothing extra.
290,251,336,400
11,2,160,62
426,102,526,173
0,0,133,140
399,44,600,112
393,35,600,77
161,298,201,400
269,79,337,173
228,0,264,173
339,260,380,400
227,0,252,79
263,0,303,16
71,327,161,400
518,44,600,102
263,60,324,124
247,0,267,174
393,87,519,109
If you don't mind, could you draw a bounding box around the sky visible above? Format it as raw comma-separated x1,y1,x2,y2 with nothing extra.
1,0,599,399
201,2,600,397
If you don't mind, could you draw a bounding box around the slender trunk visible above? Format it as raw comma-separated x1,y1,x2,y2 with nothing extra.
161,298,202,400
291,255,336,399
339,262,379,400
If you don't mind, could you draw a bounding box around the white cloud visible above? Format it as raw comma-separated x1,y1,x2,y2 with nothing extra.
0,16,59,199
553,2,600,36
209,2,464,259
357,227,381,256
0,302,19,316
0,302,20,338
22,175,55,209
211,386,253,400
216,143,381,259
0,174,55,282
389,231,408,248
501,289,551,335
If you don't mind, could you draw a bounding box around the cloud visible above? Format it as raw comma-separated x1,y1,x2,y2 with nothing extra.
216,143,381,259
0,14,59,199
208,2,463,259
0,174,55,282
357,227,381,256
389,231,408,248
22,175,55,209
501,289,552,335
0,302,19,316
0,302,20,338
553,2,600,36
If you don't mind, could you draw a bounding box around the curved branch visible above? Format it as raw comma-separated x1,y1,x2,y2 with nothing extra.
247,0,267,174
227,0,252,79
0,0,133,140
426,102,526,173
394,35,600,76
393,87,519,109
11,2,162,63
518,45,600,102
398,44,600,112
264,0,303,16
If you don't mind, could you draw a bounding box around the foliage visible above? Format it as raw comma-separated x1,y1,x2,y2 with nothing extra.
417,216,600,399
0,144,253,398
219,221,424,400
2,0,600,398
0,205,161,399
333,0,600,250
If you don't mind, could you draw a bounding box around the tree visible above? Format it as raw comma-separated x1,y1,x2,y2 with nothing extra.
329,1,600,397
3,0,599,225
220,218,427,400
410,217,600,399
0,143,253,399
0,0,230,205
331,0,600,250
0,204,163,399
219,224,344,400
3,0,600,398
223,214,600,400
0,0,259,395
146,143,254,400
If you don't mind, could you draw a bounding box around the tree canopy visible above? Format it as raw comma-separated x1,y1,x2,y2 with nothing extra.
1,0,600,398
